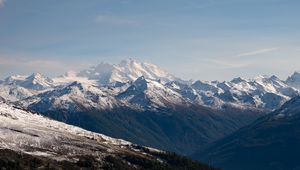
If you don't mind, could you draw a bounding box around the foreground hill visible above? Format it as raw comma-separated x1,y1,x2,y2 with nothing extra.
0,102,219,170
195,96,300,170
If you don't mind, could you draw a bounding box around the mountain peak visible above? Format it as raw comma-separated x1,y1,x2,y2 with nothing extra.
230,77,247,83
27,73,50,82
26,73,53,88
4,74,27,84
132,76,148,90
254,75,269,81
134,75,146,82
68,81,82,87
119,58,137,66
286,72,300,89
3,73,53,90
270,75,280,80
291,71,300,76
30,72,43,77
70,59,178,85
64,70,77,77
287,71,300,81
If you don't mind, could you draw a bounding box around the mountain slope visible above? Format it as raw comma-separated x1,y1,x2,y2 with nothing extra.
0,102,219,170
195,96,300,170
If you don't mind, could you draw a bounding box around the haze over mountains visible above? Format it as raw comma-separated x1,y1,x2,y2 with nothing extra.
1,58,300,169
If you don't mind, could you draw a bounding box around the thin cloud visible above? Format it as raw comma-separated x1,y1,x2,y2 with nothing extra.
95,15,136,25
237,48,278,57
0,54,98,77
0,0,6,7
0,56,72,73
202,58,254,69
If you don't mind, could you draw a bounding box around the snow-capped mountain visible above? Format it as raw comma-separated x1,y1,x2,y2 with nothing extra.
20,81,121,112
166,76,296,110
186,75,299,110
3,73,54,90
1,59,299,111
0,85,35,102
117,76,189,110
22,76,188,112
286,71,300,89
58,58,178,85
0,102,218,169
25,73,291,114
0,73,55,102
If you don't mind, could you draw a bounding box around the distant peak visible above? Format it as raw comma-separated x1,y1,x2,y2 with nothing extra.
270,75,280,80
67,81,85,90
64,58,177,85
32,72,42,76
28,72,43,79
253,75,270,81
133,76,148,88
27,73,53,82
64,71,77,77
119,58,138,66
95,61,113,67
231,77,247,83
134,76,146,83
5,74,27,81
286,71,300,88
286,71,300,82
192,80,206,85
69,81,82,87
290,72,300,78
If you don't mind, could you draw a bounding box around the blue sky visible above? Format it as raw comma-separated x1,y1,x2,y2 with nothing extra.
0,0,300,81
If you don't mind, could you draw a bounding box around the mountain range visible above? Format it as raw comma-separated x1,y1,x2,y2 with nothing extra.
2,59,300,110
1,58,300,168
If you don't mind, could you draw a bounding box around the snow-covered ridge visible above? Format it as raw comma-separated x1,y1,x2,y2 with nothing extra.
3,73,54,90
0,102,132,160
272,96,300,118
